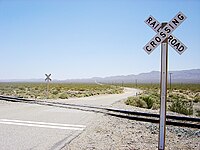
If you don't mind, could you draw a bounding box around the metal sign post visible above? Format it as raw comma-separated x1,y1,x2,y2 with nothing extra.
143,12,187,150
159,31,168,149
45,74,52,98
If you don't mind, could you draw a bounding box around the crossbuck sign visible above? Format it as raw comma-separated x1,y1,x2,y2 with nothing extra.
143,12,187,150
143,11,187,55
45,74,52,82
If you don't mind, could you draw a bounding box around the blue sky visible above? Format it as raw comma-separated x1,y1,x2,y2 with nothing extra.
0,0,200,80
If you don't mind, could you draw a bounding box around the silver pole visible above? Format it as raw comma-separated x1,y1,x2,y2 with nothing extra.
47,80,49,98
158,24,168,150
169,73,172,89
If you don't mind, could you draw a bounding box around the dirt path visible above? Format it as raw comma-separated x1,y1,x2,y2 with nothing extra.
50,88,142,107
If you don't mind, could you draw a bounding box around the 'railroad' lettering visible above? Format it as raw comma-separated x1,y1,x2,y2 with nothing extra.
178,45,184,52
167,35,185,52
174,42,180,49
146,17,152,24
168,35,173,42
150,21,156,28
171,39,177,45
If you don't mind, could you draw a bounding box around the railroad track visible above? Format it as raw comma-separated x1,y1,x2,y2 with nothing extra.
0,95,199,129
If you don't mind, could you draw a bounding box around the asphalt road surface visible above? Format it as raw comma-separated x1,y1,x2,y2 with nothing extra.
0,88,139,150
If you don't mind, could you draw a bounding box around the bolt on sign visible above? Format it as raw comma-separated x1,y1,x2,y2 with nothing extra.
143,12,187,150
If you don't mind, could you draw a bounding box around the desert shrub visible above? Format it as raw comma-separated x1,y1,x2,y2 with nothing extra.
196,110,200,117
194,97,200,103
125,97,147,108
19,87,25,90
152,103,160,110
169,99,193,115
52,90,59,95
194,93,200,103
59,93,68,99
141,96,154,109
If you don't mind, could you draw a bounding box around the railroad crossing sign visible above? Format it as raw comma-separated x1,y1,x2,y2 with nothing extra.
45,74,52,82
45,74,52,98
143,11,187,55
143,12,187,150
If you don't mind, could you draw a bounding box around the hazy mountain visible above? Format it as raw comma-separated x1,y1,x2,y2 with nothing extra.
0,69,200,83
63,69,200,84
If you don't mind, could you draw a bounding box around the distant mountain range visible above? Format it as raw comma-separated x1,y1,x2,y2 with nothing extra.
1,69,200,83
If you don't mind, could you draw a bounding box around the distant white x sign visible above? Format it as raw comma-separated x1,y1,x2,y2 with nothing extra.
45,74,52,81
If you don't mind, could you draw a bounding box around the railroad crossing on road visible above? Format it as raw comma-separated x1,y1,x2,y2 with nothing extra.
0,88,139,150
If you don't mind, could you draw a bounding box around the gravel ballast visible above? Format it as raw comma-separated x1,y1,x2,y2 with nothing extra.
63,98,200,150
64,114,199,150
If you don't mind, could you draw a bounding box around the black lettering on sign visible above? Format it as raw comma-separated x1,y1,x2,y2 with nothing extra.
164,26,171,33
154,23,160,30
168,35,173,42
155,36,161,42
178,14,184,20
169,24,174,29
157,26,162,33
146,17,152,24
168,35,185,52
178,45,184,52
171,39,177,45
150,41,157,47
174,42,180,50
160,32,167,38
172,19,179,26
146,46,152,51
150,21,156,28
149,20,160,30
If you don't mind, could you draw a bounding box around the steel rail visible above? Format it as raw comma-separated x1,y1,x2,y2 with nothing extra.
0,95,199,128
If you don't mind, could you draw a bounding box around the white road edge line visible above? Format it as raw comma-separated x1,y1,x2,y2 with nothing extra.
0,121,84,130
0,119,86,128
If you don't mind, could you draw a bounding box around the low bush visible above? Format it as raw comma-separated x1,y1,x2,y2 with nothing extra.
141,96,154,109
169,99,193,115
125,97,147,108
194,93,200,103
196,110,200,117
52,90,59,95
59,93,68,99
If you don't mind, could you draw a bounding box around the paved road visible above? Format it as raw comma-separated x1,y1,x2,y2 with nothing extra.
0,102,95,150
0,88,139,150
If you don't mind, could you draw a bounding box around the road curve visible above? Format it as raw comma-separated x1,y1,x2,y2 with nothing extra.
0,88,140,150
51,88,142,106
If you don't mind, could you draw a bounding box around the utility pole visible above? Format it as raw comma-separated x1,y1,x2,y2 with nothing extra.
135,79,137,88
169,73,173,90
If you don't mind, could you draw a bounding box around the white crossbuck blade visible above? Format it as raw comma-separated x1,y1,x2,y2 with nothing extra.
45,74,52,81
143,11,187,55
